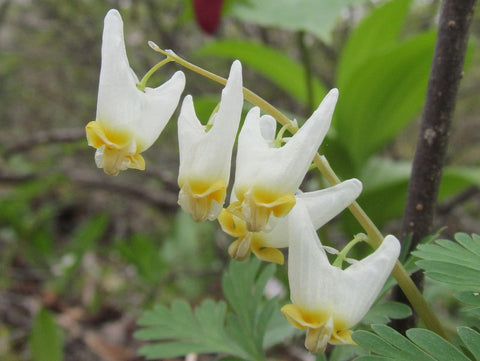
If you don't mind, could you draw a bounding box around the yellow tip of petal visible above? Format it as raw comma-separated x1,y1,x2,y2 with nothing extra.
218,209,248,237
240,189,296,232
251,236,284,265
178,179,227,222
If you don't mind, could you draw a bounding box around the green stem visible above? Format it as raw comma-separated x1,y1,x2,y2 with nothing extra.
137,57,173,91
149,44,448,340
332,233,367,268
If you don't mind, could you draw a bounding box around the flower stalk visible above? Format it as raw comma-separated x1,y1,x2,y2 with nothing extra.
148,45,448,340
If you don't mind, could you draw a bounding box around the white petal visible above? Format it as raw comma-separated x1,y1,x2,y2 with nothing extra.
259,115,277,144
233,107,275,192
136,71,186,151
233,89,338,197
275,88,338,191
298,178,362,230
178,61,243,184
334,235,400,327
96,9,139,130
287,199,339,313
261,179,362,249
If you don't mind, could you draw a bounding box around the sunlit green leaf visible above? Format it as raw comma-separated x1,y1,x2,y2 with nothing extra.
228,0,366,41
337,0,413,86
333,31,436,169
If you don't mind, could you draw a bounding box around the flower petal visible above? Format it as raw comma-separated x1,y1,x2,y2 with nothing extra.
334,235,400,327
137,70,186,151
298,178,362,230
287,199,337,313
96,9,139,131
262,179,362,249
178,61,243,185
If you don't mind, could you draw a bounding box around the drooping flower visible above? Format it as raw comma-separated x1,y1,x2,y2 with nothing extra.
219,178,362,264
177,60,243,222
230,89,338,232
281,199,400,353
86,9,185,176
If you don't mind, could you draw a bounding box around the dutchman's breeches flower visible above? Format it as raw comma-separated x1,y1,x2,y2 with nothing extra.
218,179,362,265
177,61,243,222
282,199,400,354
230,89,338,232
86,9,185,176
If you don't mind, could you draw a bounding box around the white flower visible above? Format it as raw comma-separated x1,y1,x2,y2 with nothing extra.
230,89,338,232
86,9,185,176
177,61,243,222
218,179,362,264
282,199,400,353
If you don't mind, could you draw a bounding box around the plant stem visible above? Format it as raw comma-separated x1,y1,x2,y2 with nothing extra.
137,58,173,91
149,44,448,339
393,0,477,333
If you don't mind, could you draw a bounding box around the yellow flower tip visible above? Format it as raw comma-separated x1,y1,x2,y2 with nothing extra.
330,329,355,346
85,121,132,149
281,304,353,354
85,121,145,175
240,189,296,232
218,209,247,238
228,236,252,261
281,304,326,330
178,179,227,222
251,236,284,265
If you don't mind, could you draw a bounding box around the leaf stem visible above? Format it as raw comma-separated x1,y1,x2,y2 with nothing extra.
148,43,448,339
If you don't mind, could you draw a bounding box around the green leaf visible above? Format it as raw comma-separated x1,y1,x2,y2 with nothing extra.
439,167,480,199
353,324,436,361
136,258,291,360
337,0,413,87
228,0,365,41
406,328,471,361
455,291,480,307
333,31,436,169
222,258,278,359
362,301,412,324
458,327,480,360
29,309,63,361
414,233,480,289
196,39,327,106
135,299,245,359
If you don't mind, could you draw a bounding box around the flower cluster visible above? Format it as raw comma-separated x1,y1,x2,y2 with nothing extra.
86,9,401,354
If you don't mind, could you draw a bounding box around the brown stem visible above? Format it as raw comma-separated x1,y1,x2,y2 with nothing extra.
392,0,477,333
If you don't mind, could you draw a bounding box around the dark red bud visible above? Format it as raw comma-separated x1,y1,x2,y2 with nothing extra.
193,0,224,35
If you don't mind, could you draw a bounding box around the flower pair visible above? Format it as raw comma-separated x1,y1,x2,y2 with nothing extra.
178,77,339,229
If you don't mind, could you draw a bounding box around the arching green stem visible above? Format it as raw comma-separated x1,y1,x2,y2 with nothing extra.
137,58,173,91
148,43,448,340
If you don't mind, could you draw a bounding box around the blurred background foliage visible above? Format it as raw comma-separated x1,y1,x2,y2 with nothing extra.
0,0,479,360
